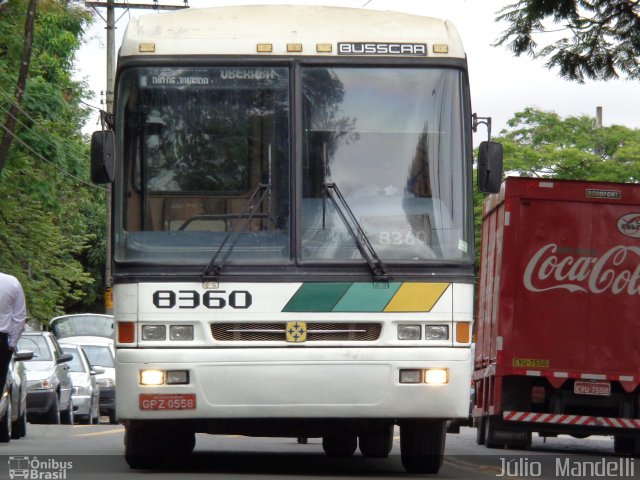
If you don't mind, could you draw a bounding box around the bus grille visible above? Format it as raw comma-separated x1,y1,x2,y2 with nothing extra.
210,322,382,342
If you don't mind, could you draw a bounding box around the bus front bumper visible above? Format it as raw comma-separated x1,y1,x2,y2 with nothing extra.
116,347,472,421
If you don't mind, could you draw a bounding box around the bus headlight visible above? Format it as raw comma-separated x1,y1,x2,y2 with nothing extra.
170,325,194,341
139,370,165,386
425,325,449,341
397,325,421,340
141,325,166,341
424,368,448,385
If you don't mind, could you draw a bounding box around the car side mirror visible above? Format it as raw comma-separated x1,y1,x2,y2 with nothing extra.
477,141,503,194
57,353,74,364
91,130,115,183
15,350,34,361
91,366,105,375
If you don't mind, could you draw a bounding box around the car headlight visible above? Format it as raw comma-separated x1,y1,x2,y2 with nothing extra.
27,377,56,391
96,377,116,388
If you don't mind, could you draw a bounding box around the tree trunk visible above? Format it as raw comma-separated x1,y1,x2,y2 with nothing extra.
0,0,38,177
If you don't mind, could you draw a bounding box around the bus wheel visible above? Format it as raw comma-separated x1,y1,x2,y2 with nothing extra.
399,419,446,474
124,425,166,469
322,434,357,457
359,424,394,458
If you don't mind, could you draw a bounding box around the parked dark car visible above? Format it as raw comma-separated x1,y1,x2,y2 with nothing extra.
0,350,33,442
17,332,74,424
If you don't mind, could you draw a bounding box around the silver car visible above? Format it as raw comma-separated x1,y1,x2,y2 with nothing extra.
0,350,33,442
61,344,102,424
17,332,74,425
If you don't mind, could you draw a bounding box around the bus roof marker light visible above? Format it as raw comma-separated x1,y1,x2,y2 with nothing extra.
316,43,332,53
138,42,156,53
256,43,273,53
432,44,449,54
287,43,303,53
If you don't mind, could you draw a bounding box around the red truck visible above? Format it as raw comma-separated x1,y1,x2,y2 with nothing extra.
474,177,640,454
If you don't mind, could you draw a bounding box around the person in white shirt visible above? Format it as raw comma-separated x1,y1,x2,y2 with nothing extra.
0,272,27,394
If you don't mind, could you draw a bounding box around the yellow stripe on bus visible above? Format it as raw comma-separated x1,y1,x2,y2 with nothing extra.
384,283,449,312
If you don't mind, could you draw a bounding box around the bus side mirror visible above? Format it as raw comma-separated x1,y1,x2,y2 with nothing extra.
477,141,503,194
91,130,115,183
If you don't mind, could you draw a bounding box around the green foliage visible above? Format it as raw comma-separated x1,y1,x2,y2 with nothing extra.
496,107,640,182
495,0,640,82
0,0,104,324
474,107,640,265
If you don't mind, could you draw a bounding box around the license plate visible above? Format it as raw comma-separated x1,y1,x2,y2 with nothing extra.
139,393,196,410
573,381,611,396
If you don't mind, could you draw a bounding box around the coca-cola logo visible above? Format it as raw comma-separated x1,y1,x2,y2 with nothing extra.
618,213,640,238
523,244,640,295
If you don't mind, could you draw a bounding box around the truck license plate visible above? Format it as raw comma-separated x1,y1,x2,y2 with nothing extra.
139,393,196,410
573,381,611,396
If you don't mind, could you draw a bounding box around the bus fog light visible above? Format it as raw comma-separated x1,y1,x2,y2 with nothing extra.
170,325,194,341
398,325,421,340
166,370,189,385
425,325,449,340
141,325,166,341
399,369,423,384
140,370,165,386
425,369,448,385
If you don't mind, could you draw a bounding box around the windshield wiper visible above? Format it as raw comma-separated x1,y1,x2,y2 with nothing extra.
323,182,390,283
203,183,270,280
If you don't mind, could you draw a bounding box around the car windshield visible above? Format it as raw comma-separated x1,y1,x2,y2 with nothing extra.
81,345,114,368
62,348,86,373
17,336,52,361
51,315,114,339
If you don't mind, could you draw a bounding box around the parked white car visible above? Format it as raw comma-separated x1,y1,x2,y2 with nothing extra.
61,344,102,424
50,314,116,423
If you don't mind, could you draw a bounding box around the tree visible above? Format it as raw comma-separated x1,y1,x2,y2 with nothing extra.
495,0,640,82
473,107,640,264
0,0,104,323
496,107,640,182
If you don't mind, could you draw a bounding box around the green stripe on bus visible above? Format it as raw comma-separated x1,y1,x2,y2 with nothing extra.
333,282,402,312
282,283,351,312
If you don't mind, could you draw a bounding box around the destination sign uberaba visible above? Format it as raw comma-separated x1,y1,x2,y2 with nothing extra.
140,68,284,88
338,42,427,56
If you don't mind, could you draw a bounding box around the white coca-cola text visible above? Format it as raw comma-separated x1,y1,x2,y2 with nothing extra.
523,244,640,295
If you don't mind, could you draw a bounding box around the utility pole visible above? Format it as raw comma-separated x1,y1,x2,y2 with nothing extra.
85,1,188,313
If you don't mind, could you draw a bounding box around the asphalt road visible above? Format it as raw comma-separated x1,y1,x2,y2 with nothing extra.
0,424,635,480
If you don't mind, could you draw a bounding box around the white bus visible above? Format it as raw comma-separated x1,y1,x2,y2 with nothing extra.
91,5,501,474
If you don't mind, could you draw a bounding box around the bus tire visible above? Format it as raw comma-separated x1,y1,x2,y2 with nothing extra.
399,419,446,474
124,425,166,469
322,434,357,457
359,424,394,458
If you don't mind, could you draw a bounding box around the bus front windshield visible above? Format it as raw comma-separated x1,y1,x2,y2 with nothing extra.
114,65,470,267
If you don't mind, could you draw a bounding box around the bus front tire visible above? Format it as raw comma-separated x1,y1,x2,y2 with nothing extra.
399,419,446,474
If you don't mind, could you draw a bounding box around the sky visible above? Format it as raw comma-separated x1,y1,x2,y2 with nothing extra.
76,0,640,137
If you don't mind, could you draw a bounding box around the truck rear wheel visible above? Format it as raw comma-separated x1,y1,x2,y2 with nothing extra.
483,415,504,449
399,419,446,474
614,436,640,456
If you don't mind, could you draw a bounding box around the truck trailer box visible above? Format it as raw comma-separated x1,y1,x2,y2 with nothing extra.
474,177,640,453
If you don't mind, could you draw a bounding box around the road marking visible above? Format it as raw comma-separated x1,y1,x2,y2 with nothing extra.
73,427,125,437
